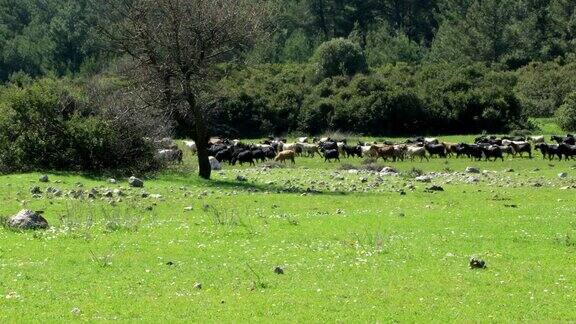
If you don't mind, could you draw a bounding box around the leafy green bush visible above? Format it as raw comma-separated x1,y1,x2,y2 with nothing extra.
556,92,576,132
515,61,576,117
0,78,158,174
310,38,368,80
213,62,529,137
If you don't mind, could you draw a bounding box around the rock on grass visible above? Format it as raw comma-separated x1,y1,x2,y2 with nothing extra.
465,167,480,174
7,209,49,230
129,176,144,188
469,257,487,269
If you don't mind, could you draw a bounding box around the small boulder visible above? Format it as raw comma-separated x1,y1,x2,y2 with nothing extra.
426,185,444,192
128,176,144,188
236,175,247,182
381,167,395,173
415,175,432,183
7,209,49,230
469,257,487,269
274,266,284,274
465,167,480,174
108,178,117,184
209,157,222,171
558,172,568,178
39,175,49,183
380,167,398,175
465,176,479,184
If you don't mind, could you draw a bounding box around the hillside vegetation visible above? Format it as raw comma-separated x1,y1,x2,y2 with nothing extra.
0,0,575,170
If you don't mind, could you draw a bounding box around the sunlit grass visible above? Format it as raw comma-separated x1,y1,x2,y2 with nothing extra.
1,131,576,321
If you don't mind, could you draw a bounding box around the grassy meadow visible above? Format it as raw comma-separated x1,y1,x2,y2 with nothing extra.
1,132,576,321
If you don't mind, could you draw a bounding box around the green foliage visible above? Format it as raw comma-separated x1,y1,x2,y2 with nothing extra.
514,61,576,117
366,23,426,66
282,29,315,63
0,0,106,81
310,38,367,80
0,78,157,174
214,62,528,137
555,92,576,132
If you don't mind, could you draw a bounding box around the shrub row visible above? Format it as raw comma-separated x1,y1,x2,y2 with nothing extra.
212,62,529,138
0,78,159,174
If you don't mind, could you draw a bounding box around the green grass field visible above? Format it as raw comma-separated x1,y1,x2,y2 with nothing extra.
2,132,576,321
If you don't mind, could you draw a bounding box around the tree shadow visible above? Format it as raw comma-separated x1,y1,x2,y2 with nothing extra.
22,169,350,196
165,176,349,196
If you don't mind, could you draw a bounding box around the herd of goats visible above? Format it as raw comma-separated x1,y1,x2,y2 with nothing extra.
153,134,576,166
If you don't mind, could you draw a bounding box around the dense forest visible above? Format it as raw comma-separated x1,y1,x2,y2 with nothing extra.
0,0,576,172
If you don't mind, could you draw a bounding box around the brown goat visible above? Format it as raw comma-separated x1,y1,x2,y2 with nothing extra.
275,150,296,164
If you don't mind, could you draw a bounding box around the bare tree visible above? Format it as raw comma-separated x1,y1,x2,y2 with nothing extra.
98,0,265,179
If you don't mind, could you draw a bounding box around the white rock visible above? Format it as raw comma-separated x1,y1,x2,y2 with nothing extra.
8,209,49,230
465,176,479,183
128,176,144,188
415,176,432,183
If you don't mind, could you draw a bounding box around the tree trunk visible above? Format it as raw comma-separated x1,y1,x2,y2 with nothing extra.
195,131,211,179
186,98,211,179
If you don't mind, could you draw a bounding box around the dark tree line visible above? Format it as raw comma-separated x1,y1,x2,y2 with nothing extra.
1,0,575,80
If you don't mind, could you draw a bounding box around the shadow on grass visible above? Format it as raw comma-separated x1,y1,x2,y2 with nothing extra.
9,167,350,196
164,175,350,196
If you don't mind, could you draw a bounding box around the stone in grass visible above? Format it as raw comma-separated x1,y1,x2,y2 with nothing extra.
558,172,568,178
39,174,49,182
415,175,432,183
465,176,479,184
236,175,247,182
193,282,202,290
128,176,144,188
426,185,444,192
7,209,49,230
465,167,480,174
274,266,285,275
184,206,193,211
108,178,117,184
469,257,487,269
380,167,398,176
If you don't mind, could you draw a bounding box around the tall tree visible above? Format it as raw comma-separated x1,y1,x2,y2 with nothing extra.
99,0,264,179
429,0,516,63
